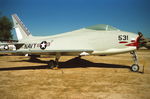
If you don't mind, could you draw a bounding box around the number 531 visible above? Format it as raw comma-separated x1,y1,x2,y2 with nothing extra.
118,35,128,41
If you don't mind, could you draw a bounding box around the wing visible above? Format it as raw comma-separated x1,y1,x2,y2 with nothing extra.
0,49,93,56
0,42,93,56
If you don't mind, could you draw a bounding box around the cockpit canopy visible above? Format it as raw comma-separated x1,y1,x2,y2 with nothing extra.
86,24,120,31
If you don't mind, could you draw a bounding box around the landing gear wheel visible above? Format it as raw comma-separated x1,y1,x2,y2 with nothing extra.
131,64,139,72
48,60,56,69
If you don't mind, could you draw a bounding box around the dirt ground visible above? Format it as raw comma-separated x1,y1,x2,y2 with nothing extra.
0,50,150,99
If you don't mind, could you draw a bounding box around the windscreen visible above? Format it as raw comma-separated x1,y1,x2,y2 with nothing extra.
86,24,120,31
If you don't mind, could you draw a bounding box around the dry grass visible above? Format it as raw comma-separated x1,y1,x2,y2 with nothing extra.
0,50,150,99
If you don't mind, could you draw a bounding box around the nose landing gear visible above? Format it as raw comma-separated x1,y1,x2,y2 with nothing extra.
130,51,139,72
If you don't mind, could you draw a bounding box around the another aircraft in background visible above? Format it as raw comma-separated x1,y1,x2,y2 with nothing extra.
142,38,150,49
0,40,17,51
0,14,145,72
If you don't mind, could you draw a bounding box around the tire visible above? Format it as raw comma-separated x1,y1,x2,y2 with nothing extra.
131,64,139,72
48,60,56,69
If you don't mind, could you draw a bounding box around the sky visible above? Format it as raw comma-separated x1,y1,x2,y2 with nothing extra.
0,0,150,39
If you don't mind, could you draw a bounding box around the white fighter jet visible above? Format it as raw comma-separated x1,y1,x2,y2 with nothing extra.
0,14,144,72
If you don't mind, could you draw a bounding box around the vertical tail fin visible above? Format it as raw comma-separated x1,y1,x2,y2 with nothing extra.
12,14,32,41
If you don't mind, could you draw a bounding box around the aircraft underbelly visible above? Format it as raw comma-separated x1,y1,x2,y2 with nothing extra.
92,47,136,55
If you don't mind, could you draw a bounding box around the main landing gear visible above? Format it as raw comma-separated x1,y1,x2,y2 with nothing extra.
130,51,139,72
48,53,60,70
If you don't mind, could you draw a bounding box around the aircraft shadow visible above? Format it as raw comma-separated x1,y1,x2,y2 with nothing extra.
0,57,130,71
59,57,130,69
9,57,47,63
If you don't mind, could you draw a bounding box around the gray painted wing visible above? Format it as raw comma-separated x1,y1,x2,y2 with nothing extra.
0,49,93,56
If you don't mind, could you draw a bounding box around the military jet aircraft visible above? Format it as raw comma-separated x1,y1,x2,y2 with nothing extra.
144,38,150,49
0,14,144,72
0,40,17,51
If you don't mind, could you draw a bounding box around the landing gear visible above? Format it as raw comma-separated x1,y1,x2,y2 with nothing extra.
131,64,139,72
130,51,139,72
48,60,56,69
48,53,61,70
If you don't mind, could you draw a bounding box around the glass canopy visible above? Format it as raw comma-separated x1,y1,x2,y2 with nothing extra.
86,24,120,31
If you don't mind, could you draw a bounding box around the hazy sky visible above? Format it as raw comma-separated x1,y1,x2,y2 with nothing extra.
1,0,150,38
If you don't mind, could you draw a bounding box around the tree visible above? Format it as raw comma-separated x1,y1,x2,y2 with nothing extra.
0,15,13,40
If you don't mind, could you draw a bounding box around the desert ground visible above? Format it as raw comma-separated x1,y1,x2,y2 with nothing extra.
0,50,150,99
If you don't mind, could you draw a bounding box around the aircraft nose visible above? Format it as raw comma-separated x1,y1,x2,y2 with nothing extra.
125,32,144,49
